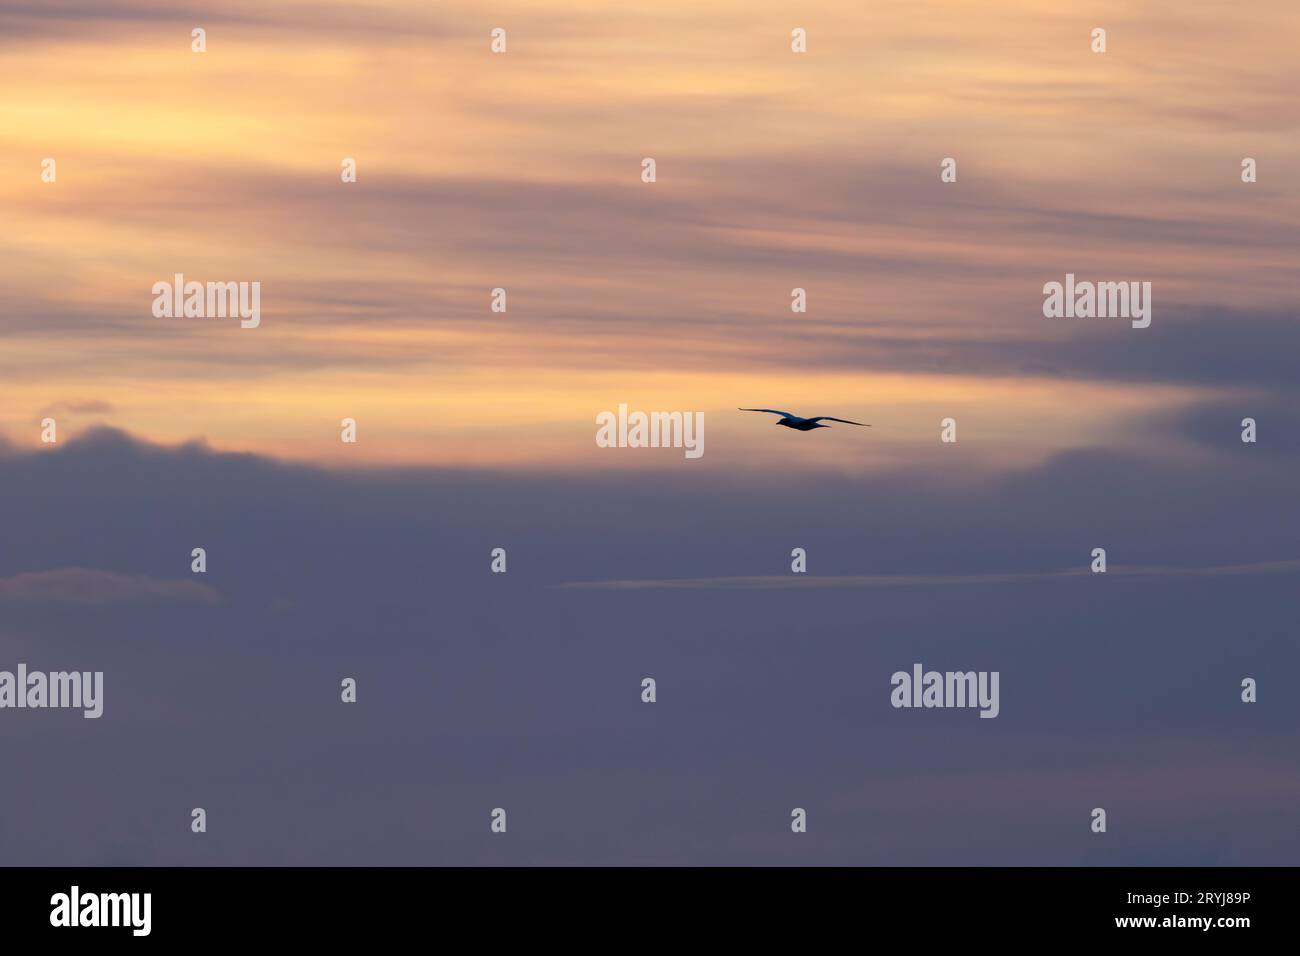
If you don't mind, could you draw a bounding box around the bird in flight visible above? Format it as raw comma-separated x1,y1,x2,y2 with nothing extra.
738,408,871,431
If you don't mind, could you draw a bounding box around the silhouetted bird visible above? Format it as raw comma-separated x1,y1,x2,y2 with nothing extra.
738,408,870,431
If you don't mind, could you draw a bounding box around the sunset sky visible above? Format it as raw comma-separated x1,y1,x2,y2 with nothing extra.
2,0,1298,866
3,0,1296,468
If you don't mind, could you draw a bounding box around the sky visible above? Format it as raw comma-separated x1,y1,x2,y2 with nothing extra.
1,0,1298,865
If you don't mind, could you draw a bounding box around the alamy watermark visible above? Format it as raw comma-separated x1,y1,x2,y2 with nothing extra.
891,663,999,718
596,404,704,459
50,886,150,936
152,273,260,328
1042,273,1151,328
0,664,103,718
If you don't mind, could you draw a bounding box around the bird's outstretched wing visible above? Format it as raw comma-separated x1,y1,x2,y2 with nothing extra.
808,416,870,426
739,407,796,417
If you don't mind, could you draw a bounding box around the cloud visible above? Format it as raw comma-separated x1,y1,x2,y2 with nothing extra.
0,425,1296,864
5,155,1297,395
1156,395,1300,457
0,568,219,605
40,399,115,415
555,558,1300,590
0,0,460,43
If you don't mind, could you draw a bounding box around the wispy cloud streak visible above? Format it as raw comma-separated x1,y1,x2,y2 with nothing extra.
556,559,1300,591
